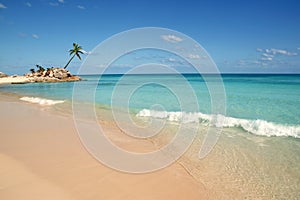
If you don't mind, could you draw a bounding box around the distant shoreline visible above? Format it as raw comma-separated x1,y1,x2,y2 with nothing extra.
0,68,81,85
76,73,300,76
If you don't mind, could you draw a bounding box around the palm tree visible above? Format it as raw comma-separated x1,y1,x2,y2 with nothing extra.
64,43,84,69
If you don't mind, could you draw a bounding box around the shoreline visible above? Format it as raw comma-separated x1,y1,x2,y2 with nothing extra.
0,68,81,85
0,92,207,199
0,75,81,84
0,76,32,84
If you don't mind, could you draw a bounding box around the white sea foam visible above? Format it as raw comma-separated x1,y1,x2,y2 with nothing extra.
20,97,64,106
136,109,300,138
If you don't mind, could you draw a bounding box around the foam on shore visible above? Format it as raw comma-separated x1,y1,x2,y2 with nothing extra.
20,96,64,106
136,109,300,138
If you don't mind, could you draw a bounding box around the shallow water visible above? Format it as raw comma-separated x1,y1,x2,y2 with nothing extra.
2,74,299,137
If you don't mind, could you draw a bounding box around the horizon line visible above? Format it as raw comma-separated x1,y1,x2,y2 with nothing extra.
77,72,300,76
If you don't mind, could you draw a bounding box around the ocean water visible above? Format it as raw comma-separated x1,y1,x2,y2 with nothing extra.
1,74,300,198
1,74,300,137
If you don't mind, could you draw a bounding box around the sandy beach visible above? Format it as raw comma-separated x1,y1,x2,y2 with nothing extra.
0,70,81,84
0,94,207,200
1,1,300,199
0,76,30,84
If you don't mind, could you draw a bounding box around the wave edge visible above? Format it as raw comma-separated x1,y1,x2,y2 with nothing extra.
136,109,300,138
20,96,64,106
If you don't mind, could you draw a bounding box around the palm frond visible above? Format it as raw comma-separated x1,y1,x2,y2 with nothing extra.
64,43,84,69
76,52,82,60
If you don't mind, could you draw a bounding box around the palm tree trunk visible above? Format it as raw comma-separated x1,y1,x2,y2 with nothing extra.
64,54,75,69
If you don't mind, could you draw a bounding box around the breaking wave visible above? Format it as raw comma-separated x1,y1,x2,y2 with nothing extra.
20,96,64,106
136,109,300,138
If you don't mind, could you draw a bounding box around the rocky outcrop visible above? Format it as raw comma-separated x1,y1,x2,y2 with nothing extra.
0,72,8,78
24,68,81,83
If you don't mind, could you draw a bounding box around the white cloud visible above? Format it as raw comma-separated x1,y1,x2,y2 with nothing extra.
260,57,273,61
265,48,297,56
49,2,59,6
77,5,85,9
161,35,183,43
187,54,200,59
49,0,64,6
270,48,286,55
32,34,39,39
252,61,261,64
258,48,298,59
262,53,274,58
0,3,7,9
81,50,92,55
163,57,186,66
265,49,271,54
25,2,32,7
167,58,176,62
297,47,300,51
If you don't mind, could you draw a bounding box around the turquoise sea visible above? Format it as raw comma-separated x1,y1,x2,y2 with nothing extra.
1,74,300,137
1,73,300,199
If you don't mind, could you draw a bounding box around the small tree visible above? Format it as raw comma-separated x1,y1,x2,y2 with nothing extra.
36,64,45,73
64,43,84,69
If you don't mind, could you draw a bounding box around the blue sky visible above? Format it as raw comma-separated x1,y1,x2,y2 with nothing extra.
0,0,300,74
